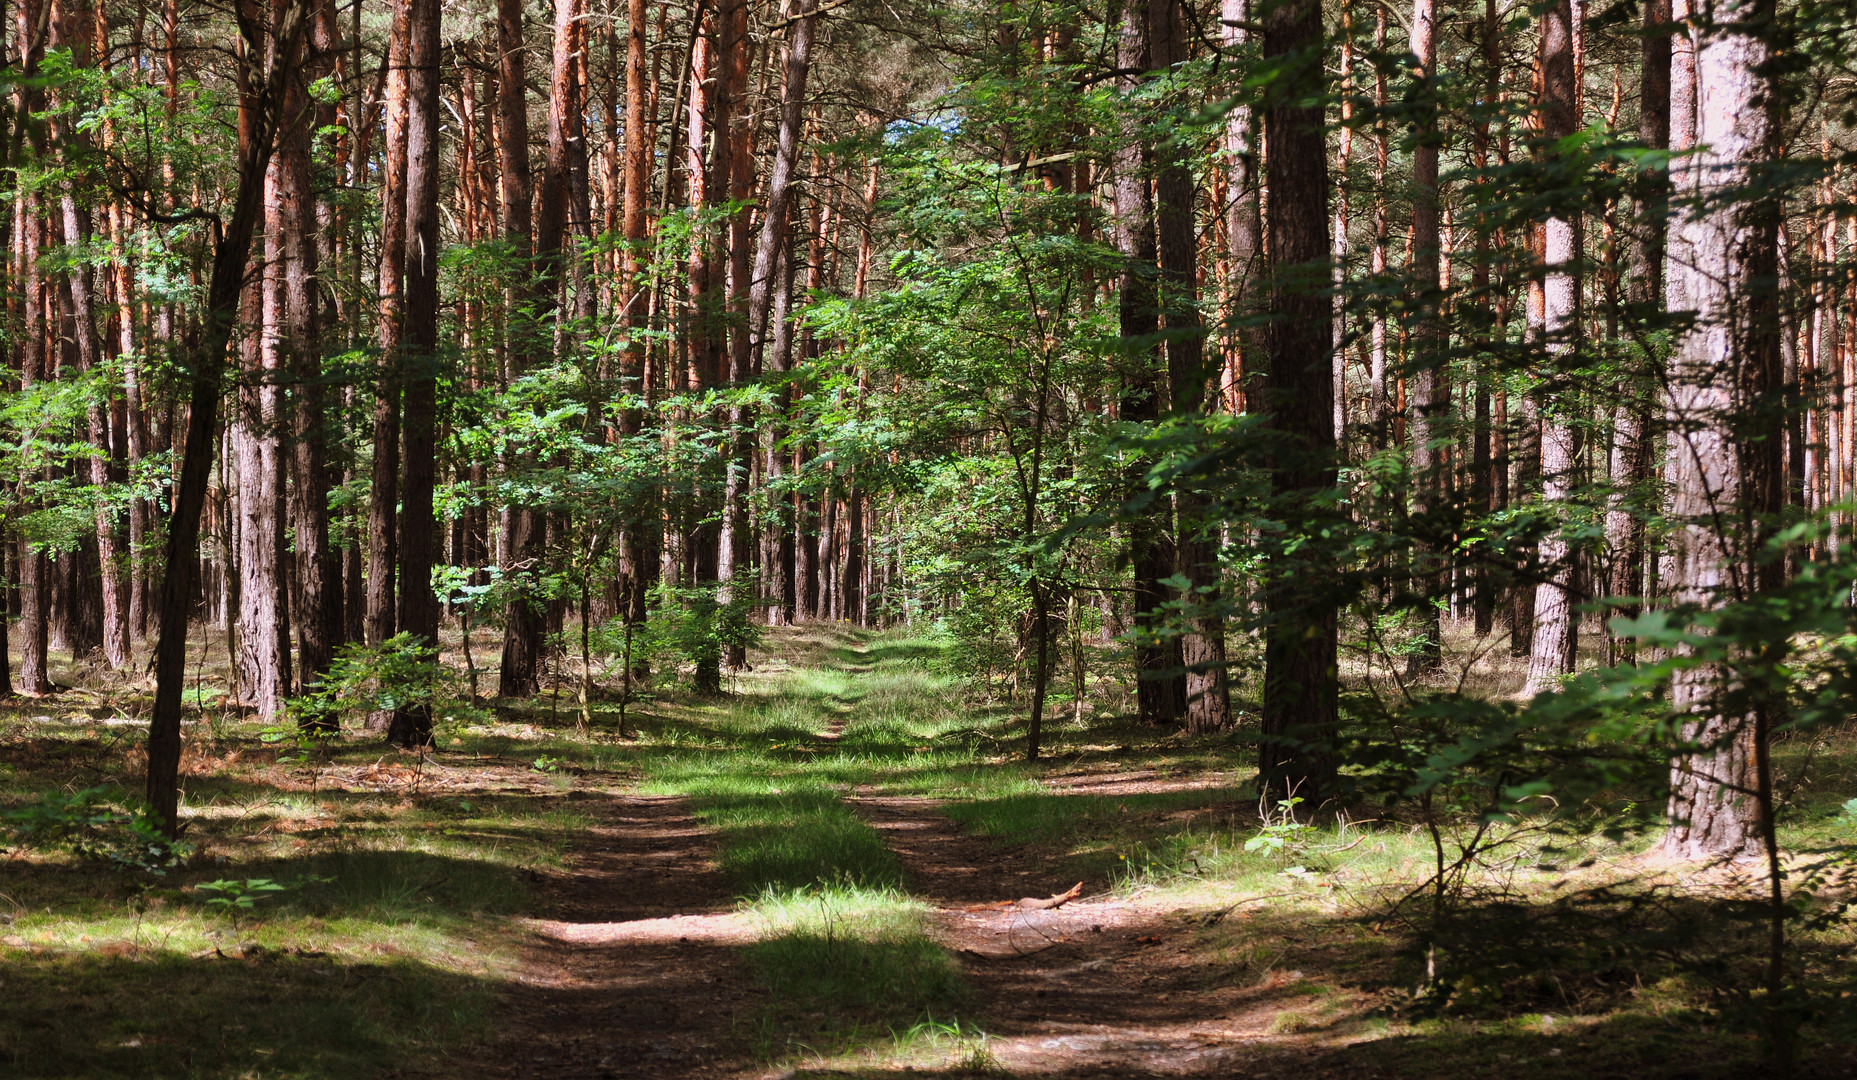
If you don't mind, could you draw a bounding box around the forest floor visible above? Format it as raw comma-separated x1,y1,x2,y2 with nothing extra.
1,624,1855,1078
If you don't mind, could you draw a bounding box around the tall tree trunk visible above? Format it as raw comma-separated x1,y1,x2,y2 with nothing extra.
1111,0,1180,725
148,0,311,836
48,0,131,671
1524,0,1582,695
368,0,410,648
1259,0,1338,799
716,0,756,664
1153,0,1231,732
1406,0,1445,675
1223,0,1261,415
236,95,296,721
13,30,51,695
1604,0,1670,659
391,0,443,747
1368,8,1390,437
287,8,334,704
617,0,654,636
1330,0,1353,436
1660,0,1781,861
114,200,151,643
1471,0,1500,636
230,0,297,720
745,0,819,633
495,0,545,697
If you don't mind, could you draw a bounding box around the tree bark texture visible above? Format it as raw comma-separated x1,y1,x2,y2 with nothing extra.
1153,0,1231,732
1259,0,1338,799
1524,0,1582,696
1660,0,1781,861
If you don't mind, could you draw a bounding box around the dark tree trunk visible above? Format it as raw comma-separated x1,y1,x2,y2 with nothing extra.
1152,0,1231,732
148,0,310,836
284,13,335,706
745,0,819,633
1111,0,1181,725
390,0,443,747
617,0,654,635
13,14,52,695
367,0,409,649
495,0,544,698
48,0,131,673
1604,0,1671,658
715,0,755,667
1471,0,1500,637
1258,0,1338,800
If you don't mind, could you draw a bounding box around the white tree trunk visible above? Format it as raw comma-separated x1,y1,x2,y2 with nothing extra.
1660,0,1777,861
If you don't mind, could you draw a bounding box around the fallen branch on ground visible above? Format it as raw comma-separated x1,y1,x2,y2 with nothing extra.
1184,891,1299,925
1016,881,1084,909
960,881,1087,912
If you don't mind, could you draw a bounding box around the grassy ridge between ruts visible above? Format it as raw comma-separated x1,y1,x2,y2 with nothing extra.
634,634,1017,1060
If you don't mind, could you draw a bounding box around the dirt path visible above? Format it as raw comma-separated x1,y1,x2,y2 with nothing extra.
850,795,1360,1078
468,635,1361,1080
468,795,766,1080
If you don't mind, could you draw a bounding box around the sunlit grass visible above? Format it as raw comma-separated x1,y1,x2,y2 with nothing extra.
744,883,964,1010
627,632,985,1060
7,623,1854,1077
0,667,594,1079
633,630,1032,897
741,883,968,1059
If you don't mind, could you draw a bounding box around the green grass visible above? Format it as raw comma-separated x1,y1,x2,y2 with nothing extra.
624,630,1002,1057
0,656,598,1079
7,624,1857,1077
746,885,966,1017
704,787,906,894
738,884,973,1066
633,631,1029,898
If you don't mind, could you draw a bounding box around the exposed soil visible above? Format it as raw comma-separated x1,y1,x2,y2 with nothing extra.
464,764,1383,1080
471,766,1857,1080
464,795,766,1080
848,795,1374,1079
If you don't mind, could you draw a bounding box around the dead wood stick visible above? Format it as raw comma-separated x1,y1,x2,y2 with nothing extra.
1015,881,1084,910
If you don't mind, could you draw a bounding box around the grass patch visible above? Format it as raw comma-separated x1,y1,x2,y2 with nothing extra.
0,949,494,1079
633,631,1027,896
700,787,904,894
626,632,984,1060
743,884,968,1057
0,649,602,1079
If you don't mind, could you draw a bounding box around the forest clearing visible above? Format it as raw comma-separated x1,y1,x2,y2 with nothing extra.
3,624,1854,1079
4,0,1857,1074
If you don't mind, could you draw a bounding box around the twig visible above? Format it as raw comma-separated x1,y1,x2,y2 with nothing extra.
1188,891,1300,925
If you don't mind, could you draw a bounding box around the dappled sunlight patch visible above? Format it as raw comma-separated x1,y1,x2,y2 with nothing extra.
0,686,613,1078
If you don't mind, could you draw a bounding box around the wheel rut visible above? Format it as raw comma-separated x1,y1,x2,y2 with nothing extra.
846,795,1333,1077
468,794,766,1080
